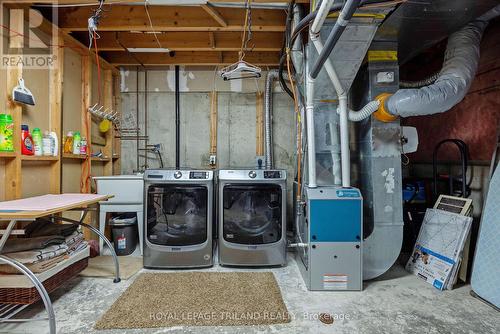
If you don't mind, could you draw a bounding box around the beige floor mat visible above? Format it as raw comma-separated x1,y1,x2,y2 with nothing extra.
95,272,290,329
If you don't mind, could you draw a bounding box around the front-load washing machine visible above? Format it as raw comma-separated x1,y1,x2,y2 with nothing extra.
218,169,287,266
143,169,214,268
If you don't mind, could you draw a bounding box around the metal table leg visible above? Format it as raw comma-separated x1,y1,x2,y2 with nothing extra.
0,252,56,334
48,212,121,283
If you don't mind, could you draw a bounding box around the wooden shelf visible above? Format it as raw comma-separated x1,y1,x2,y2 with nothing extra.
62,153,87,160
91,156,111,162
0,152,16,159
112,154,120,160
21,155,59,162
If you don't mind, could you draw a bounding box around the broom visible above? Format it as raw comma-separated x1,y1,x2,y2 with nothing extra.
12,78,35,106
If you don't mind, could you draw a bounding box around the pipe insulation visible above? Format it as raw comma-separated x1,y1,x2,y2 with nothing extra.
385,4,500,118
265,70,279,169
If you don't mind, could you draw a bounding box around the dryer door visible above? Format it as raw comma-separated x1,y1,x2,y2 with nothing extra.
223,184,282,244
147,184,208,246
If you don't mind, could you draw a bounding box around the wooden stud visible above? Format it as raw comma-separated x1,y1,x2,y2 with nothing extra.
209,91,218,162
4,9,23,200
81,56,92,194
112,75,122,175
201,4,228,27
49,34,64,194
209,32,216,49
256,92,265,156
102,70,114,176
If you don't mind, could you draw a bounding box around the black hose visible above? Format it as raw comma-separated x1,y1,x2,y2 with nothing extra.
175,65,180,169
310,0,362,79
279,0,394,96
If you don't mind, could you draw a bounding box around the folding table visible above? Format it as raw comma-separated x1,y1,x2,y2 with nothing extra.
0,194,120,334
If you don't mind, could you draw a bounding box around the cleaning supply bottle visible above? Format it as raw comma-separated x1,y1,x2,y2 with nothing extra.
42,131,52,156
0,114,14,152
80,137,87,155
64,131,73,154
50,131,58,156
21,125,34,155
32,128,43,156
73,131,81,155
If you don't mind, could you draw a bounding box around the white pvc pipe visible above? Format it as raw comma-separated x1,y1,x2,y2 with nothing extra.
339,96,350,188
311,0,335,34
310,32,350,187
306,73,317,188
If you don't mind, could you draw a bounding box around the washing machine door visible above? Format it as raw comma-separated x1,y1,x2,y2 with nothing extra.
223,184,282,244
147,184,208,246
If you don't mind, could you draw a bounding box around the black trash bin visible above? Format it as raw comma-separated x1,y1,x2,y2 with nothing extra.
109,213,138,256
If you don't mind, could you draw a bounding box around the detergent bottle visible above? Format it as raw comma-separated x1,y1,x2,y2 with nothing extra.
21,125,34,155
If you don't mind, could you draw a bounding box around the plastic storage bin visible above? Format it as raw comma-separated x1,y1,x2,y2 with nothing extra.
109,213,138,256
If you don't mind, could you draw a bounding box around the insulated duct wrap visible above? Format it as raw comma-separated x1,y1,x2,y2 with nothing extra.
386,4,500,117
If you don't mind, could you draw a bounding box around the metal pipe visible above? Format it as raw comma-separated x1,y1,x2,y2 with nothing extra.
265,70,278,169
144,70,149,169
310,0,361,79
175,65,180,169
136,66,140,172
0,256,56,333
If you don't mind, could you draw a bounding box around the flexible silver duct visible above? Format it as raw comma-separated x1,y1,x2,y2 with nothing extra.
291,4,304,77
386,4,500,117
265,70,279,169
346,100,380,122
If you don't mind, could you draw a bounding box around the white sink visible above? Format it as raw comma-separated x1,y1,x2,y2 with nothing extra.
93,174,144,204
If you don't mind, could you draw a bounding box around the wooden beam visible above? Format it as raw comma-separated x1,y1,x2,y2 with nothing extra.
4,10,23,200
102,70,114,176
49,33,64,194
75,31,283,52
102,51,280,66
209,32,216,49
112,75,121,175
13,0,308,3
201,4,227,27
209,91,218,168
81,55,92,194
57,5,286,32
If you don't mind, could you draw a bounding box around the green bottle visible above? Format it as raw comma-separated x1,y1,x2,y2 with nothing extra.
32,127,43,156
0,114,14,152
73,131,81,155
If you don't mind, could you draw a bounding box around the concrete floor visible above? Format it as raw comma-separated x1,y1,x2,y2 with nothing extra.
3,254,500,334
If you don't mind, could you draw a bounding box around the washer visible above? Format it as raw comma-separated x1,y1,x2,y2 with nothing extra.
218,169,287,267
143,169,214,268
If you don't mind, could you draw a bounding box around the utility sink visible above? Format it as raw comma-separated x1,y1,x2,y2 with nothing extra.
93,174,144,204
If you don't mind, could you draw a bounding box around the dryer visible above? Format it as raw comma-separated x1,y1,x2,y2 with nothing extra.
143,169,214,268
218,169,287,266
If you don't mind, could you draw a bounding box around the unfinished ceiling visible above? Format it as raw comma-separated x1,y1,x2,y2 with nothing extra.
36,0,310,67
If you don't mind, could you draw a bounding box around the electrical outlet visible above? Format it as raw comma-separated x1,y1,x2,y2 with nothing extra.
255,156,265,169
209,155,217,166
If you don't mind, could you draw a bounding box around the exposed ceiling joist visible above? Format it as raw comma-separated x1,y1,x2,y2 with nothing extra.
57,5,286,32
74,31,283,52
18,0,308,4
201,4,227,27
102,51,280,66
